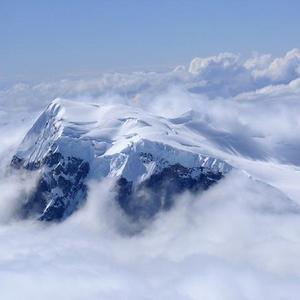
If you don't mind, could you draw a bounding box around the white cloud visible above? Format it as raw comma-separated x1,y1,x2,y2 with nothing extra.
188,52,240,75
187,52,254,97
1,48,300,299
244,53,273,71
0,171,299,299
253,48,300,83
2,48,300,112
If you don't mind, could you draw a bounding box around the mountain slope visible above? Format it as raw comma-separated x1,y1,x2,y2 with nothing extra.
11,99,233,221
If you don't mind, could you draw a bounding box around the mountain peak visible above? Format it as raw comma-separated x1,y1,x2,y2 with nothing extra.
12,99,232,221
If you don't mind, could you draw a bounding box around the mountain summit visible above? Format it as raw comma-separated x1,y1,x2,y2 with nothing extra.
11,99,232,221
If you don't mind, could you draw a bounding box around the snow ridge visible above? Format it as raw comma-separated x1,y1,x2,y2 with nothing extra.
12,98,232,221
15,98,232,181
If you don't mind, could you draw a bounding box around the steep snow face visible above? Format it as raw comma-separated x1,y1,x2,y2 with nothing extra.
12,99,232,221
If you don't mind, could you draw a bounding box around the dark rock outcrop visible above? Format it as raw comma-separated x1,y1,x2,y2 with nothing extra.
115,163,223,220
11,150,224,222
12,151,90,221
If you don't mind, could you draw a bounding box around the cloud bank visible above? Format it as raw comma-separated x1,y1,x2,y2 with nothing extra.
2,48,300,112
0,172,300,300
1,49,300,299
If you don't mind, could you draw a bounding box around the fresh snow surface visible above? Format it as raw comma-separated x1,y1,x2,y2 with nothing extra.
15,98,232,185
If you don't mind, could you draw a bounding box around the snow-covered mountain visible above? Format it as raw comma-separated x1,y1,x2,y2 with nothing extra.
11,98,233,221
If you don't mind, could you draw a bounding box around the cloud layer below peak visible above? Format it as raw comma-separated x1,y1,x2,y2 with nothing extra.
1,48,300,300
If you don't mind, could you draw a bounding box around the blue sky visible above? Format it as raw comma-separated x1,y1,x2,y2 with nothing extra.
1,0,300,82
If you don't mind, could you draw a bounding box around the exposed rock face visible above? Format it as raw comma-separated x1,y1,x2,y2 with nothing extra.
12,149,224,221
11,99,232,221
116,163,223,221
12,151,89,221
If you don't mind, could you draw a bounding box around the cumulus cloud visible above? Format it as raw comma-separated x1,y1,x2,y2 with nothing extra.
244,53,273,71
188,52,240,75
186,52,253,97
2,48,300,111
186,49,300,97
252,48,300,83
